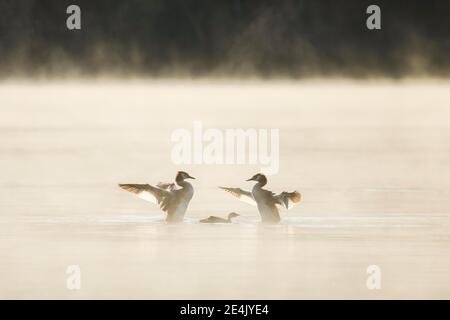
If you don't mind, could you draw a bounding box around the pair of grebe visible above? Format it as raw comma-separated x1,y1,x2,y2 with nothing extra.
119,171,301,224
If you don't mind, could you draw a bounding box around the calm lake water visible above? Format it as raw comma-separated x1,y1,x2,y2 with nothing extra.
0,80,449,299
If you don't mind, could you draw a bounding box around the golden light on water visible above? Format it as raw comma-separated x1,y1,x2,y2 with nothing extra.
1,80,450,298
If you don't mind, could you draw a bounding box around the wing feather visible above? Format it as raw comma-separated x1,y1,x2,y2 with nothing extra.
275,191,301,209
118,184,171,208
157,182,177,192
219,186,257,206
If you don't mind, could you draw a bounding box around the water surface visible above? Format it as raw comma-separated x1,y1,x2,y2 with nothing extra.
1,80,449,299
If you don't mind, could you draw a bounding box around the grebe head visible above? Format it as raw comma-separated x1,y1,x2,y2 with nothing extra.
246,173,267,184
176,171,195,181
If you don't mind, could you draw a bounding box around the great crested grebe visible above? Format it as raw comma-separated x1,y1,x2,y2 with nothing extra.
200,212,240,223
119,171,195,223
220,173,301,224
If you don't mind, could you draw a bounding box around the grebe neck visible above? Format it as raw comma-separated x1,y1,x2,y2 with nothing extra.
176,176,189,188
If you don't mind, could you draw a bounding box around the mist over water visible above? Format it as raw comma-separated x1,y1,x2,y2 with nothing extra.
1,0,449,78
1,80,450,298
1,0,450,300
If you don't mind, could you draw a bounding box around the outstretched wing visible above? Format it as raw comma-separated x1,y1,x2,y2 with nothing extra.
118,184,171,209
275,191,301,209
219,187,257,206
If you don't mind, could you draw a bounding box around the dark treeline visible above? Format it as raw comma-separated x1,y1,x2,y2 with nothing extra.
0,0,449,78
